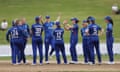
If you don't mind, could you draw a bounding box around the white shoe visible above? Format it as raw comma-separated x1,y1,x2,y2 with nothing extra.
64,63,69,64
98,62,102,65
74,61,78,64
24,63,28,65
31,63,36,65
16,63,21,65
69,61,78,64
39,63,43,65
82,62,89,65
69,61,74,64
12,63,18,65
46,61,50,64
88,62,95,65
107,62,115,64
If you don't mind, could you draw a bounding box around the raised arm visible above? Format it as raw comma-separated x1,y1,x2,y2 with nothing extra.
55,13,61,22
63,20,73,31
39,15,44,24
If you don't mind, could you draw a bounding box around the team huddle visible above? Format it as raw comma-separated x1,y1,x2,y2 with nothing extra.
6,14,114,65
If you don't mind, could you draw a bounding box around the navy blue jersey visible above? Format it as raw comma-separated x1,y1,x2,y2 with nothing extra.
31,23,43,39
70,24,79,41
53,28,64,44
6,26,27,41
88,24,101,37
81,27,88,39
43,21,54,37
106,23,113,38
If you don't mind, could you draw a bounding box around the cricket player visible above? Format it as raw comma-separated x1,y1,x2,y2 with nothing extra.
53,21,67,64
63,17,79,64
104,16,114,64
18,18,30,64
41,15,60,64
81,20,90,64
31,16,43,65
87,16,103,64
6,19,27,65
21,18,30,50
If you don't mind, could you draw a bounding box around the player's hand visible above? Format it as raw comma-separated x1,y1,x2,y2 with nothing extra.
39,15,42,19
63,20,68,24
99,29,104,36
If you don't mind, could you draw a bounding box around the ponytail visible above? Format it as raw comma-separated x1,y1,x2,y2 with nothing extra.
108,19,114,26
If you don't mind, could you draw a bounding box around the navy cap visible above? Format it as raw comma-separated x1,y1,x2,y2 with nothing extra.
71,17,78,21
82,20,87,23
45,15,50,19
88,16,95,21
35,16,40,21
55,21,60,26
87,16,92,19
105,16,112,20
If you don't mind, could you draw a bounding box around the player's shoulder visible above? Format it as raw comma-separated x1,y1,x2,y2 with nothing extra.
108,23,113,27
74,23,78,26
91,24,97,27
88,24,91,26
31,24,36,29
58,28,64,31
108,23,113,25
95,24,101,28
73,24,79,28
32,23,37,26
43,22,48,26
55,28,64,31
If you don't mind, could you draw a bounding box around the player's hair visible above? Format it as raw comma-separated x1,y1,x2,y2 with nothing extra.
87,19,95,24
36,19,40,23
87,20,90,24
108,19,114,26
15,19,21,25
87,17,91,24
91,20,95,24
15,19,20,25
75,20,79,23
57,25,61,28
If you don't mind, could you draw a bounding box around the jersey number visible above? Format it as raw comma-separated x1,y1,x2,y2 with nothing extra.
93,27,97,35
11,29,18,38
56,32,62,40
35,27,42,36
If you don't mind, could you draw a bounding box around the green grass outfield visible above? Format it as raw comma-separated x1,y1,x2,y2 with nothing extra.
0,0,120,44
0,54,120,61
